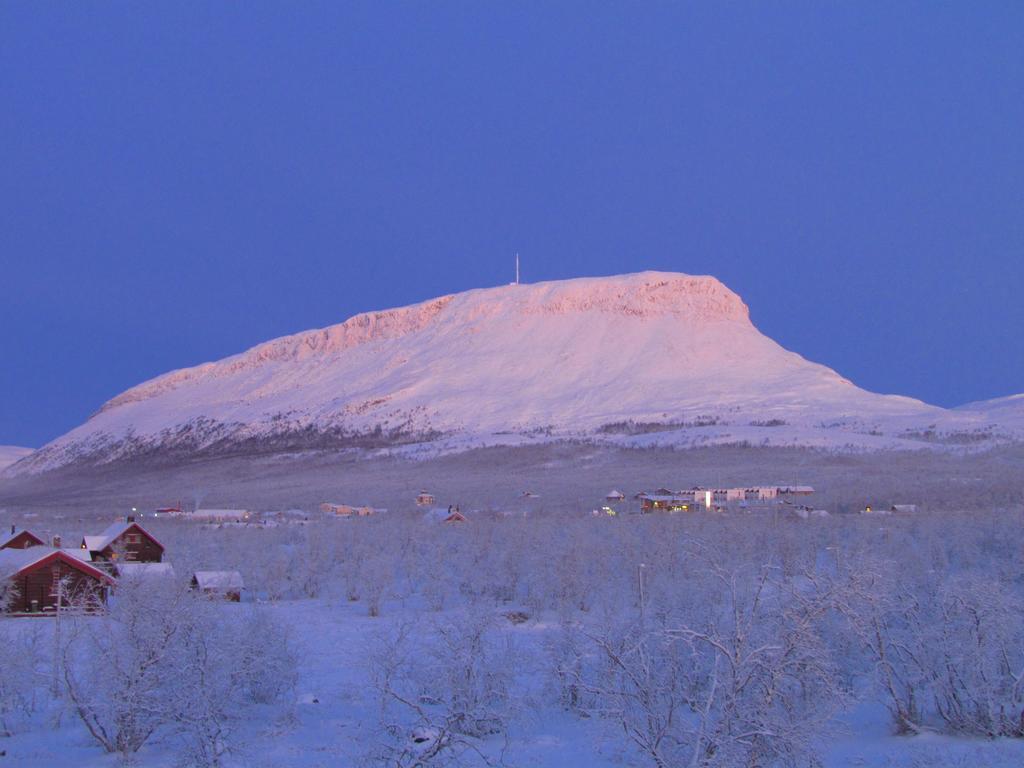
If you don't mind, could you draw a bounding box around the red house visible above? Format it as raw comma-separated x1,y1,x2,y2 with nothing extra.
82,518,165,563
0,548,114,614
1,527,45,550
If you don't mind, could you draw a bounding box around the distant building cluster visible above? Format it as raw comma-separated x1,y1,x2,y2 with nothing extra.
597,485,817,516
320,502,378,517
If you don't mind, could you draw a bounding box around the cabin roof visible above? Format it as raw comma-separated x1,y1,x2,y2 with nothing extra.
84,521,165,553
192,570,244,590
0,528,44,548
0,547,112,583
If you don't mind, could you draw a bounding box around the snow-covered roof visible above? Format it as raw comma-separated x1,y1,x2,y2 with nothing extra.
0,547,46,579
0,547,111,582
83,520,164,553
605,490,625,498
0,528,43,548
117,562,176,579
890,504,918,512
192,570,244,590
64,548,93,563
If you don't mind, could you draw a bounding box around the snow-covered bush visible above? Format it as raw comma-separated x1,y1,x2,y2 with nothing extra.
557,551,843,768
847,565,1024,738
60,576,296,765
369,610,516,765
0,620,44,735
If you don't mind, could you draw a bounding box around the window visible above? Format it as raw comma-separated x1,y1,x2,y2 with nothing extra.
124,534,141,545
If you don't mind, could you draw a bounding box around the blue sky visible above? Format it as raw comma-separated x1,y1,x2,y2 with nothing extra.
2,3,1022,447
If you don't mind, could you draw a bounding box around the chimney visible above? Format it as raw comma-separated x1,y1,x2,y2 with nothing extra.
9,524,14,535
127,515,135,523
52,535,62,549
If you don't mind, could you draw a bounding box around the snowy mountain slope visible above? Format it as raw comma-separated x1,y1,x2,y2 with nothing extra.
5,272,1015,475
955,394,1024,429
0,446,33,471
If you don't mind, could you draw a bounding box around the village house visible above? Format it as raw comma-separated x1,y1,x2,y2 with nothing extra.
890,504,918,513
1,526,45,550
424,506,467,523
605,490,626,503
640,494,692,513
320,503,376,517
191,570,244,602
416,490,436,506
0,547,114,614
860,505,890,515
778,485,814,497
82,517,165,564
791,505,830,519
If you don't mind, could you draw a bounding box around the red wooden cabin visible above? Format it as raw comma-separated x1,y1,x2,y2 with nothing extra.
82,517,165,563
0,548,114,614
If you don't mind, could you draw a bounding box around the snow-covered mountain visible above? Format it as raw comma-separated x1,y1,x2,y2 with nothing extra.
955,394,1024,430
0,446,33,471
6,272,1017,475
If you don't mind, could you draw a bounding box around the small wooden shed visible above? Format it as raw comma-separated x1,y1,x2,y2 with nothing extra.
191,570,244,602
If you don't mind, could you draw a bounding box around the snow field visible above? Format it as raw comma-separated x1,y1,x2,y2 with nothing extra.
4,509,1024,766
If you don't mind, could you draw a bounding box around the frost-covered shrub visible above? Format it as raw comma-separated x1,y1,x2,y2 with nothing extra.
559,556,843,768
929,575,1024,737
0,620,44,734
369,610,516,765
61,577,296,765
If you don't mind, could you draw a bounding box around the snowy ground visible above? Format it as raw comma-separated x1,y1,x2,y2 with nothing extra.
4,594,1024,768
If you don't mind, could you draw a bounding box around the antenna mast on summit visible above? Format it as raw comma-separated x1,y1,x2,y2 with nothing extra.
515,253,520,285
